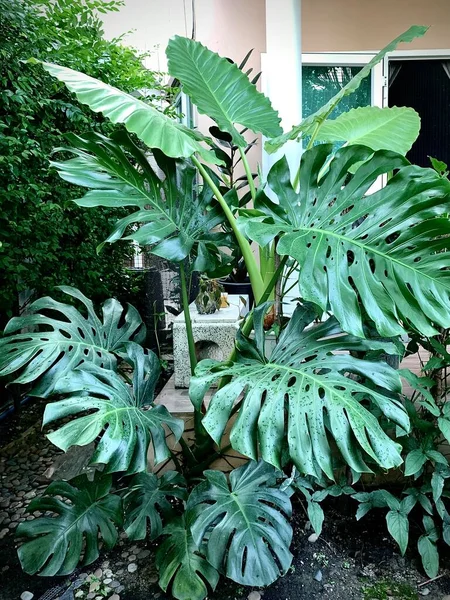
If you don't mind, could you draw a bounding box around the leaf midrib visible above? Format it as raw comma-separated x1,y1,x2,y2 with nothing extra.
183,46,243,144
291,225,450,289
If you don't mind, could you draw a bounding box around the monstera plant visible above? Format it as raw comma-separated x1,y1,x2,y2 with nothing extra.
3,23,450,598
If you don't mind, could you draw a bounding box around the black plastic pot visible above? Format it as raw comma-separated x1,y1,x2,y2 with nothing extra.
220,279,254,310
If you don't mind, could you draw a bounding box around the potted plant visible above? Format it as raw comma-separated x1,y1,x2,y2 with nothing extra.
2,24,450,599
194,275,223,314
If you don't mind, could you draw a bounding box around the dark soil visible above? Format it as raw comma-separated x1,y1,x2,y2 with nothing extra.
1,399,450,600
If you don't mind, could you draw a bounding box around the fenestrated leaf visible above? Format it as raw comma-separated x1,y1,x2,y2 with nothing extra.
52,131,232,273
17,473,122,576
265,26,427,153
166,36,282,147
187,460,293,586
313,106,420,155
0,286,145,397
242,145,450,338
156,516,219,600
123,471,187,541
44,343,184,474
34,60,220,164
191,303,408,479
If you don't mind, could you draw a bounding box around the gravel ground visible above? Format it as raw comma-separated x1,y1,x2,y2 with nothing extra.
2,402,450,600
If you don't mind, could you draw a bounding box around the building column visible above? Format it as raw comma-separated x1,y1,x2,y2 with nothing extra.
263,0,302,173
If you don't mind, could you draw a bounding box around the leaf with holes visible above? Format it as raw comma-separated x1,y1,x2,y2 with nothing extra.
166,36,282,147
0,286,145,397
33,60,220,164
241,145,450,338
156,516,219,600
44,343,184,474
16,473,122,576
190,303,408,479
52,131,233,273
187,460,293,586
123,471,187,541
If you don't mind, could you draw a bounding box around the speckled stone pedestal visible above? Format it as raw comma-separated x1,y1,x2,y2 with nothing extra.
173,295,243,388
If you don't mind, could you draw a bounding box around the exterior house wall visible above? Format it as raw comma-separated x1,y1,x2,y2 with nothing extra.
302,0,450,52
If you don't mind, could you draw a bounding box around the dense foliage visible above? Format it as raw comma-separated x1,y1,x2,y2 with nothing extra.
3,21,450,600
0,0,171,323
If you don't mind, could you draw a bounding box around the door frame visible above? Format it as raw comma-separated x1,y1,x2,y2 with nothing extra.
383,49,450,106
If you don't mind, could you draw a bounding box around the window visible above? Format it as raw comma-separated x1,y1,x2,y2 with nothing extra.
386,55,450,168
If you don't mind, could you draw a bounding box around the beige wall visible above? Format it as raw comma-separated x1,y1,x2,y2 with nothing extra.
101,0,266,73
303,0,450,52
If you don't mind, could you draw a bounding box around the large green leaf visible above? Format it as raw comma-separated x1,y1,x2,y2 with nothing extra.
17,473,122,576
34,60,220,164
166,36,282,147
123,471,187,541
190,304,408,479
265,25,427,152
0,286,145,397
156,516,219,600
52,131,233,271
241,145,450,338
44,343,184,473
187,460,293,586
314,106,420,155
418,516,440,578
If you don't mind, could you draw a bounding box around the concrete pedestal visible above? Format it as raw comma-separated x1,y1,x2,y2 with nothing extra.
173,295,243,388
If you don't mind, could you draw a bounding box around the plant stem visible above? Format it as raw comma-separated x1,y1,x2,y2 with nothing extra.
293,121,322,191
192,156,264,302
238,146,256,202
179,261,197,375
217,255,288,391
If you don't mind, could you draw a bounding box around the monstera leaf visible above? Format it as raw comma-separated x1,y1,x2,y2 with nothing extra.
33,60,220,164
266,25,427,152
123,471,187,540
17,473,122,576
0,287,145,397
190,304,409,479
186,460,293,586
156,516,219,600
241,145,450,338
166,36,282,147
44,343,184,473
52,131,232,272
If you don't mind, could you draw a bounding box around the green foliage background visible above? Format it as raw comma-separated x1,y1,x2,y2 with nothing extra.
0,0,171,325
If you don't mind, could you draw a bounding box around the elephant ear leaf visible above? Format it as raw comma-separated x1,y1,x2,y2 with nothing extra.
0,286,145,397
244,144,450,338
186,460,293,587
44,343,184,474
166,36,282,146
156,516,219,600
265,25,427,152
190,303,408,479
314,106,421,155
123,471,187,541
16,473,122,576
33,60,221,165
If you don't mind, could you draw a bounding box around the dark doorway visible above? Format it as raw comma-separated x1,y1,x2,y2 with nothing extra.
388,59,450,167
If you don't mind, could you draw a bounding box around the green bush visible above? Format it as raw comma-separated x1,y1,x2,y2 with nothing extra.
0,0,171,324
